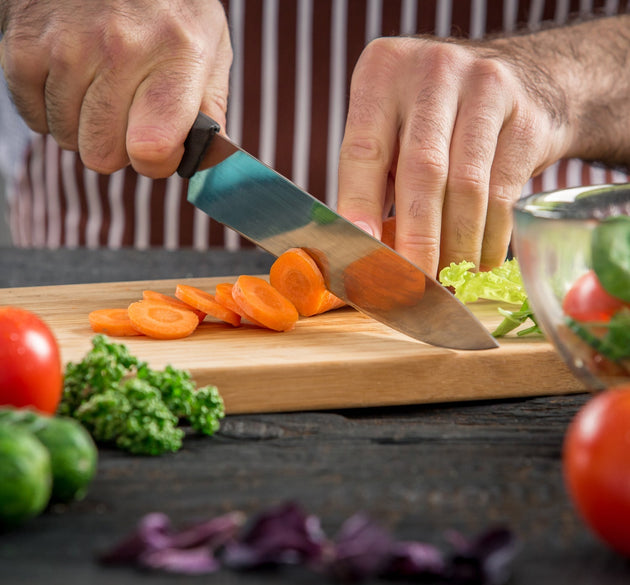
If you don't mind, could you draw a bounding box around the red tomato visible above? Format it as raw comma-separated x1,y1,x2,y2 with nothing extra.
562,270,627,322
563,387,630,556
0,307,63,415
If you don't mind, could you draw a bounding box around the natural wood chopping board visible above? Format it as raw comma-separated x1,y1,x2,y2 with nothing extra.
0,276,586,414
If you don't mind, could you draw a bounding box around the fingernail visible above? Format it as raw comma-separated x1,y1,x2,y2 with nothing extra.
354,221,374,237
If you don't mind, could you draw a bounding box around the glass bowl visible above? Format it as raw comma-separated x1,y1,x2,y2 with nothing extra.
512,183,630,391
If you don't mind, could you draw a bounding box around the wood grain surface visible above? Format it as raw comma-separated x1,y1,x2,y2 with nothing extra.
0,276,586,413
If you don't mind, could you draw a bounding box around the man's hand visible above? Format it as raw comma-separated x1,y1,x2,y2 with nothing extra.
0,0,232,178
337,16,630,277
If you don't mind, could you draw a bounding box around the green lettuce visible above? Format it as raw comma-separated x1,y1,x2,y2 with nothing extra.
438,259,541,337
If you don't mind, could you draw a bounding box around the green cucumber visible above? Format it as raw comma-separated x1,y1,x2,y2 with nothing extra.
0,425,52,527
0,409,98,503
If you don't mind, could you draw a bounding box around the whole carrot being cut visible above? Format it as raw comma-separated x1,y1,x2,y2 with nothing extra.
381,216,396,249
175,284,241,327
142,289,206,323
88,308,142,337
127,300,199,339
269,248,345,316
232,275,299,332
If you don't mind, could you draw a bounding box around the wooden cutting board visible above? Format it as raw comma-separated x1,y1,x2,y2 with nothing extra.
0,276,586,414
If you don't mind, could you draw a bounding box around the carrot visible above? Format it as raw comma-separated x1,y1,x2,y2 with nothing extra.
232,275,299,332
269,248,345,316
214,282,265,327
175,283,241,327
88,308,143,337
127,300,199,340
316,290,347,314
343,247,426,311
142,289,206,323
381,216,396,249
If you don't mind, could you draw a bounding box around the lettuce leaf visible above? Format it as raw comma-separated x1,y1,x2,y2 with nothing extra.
438,259,540,337
438,259,527,305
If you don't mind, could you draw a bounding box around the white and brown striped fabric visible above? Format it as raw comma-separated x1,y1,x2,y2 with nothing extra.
8,0,630,249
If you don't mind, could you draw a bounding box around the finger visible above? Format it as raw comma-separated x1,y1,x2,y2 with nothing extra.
125,15,232,178
199,22,232,134
481,112,541,269
44,36,98,151
393,59,459,275
0,36,49,133
78,67,135,174
439,60,507,272
336,38,400,239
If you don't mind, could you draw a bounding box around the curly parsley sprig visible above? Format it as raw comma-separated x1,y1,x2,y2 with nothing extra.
60,335,224,455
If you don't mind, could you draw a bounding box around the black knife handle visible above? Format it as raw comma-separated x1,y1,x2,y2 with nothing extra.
177,112,221,179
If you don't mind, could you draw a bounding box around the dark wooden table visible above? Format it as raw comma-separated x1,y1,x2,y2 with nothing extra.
1,247,629,585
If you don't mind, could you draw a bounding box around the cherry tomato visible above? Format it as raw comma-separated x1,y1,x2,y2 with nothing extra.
563,387,630,556
562,270,628,322
0,307,63,415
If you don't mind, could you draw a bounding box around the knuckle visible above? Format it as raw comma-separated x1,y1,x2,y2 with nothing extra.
402,149,449,187
471,57,511,90
489,183,521,210
339,136,388,165
448,161,489,195
417,41,463,80
79,130,127,174
399,230,441,268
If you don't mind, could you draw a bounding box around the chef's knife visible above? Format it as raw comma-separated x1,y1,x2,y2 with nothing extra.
178,112,498,350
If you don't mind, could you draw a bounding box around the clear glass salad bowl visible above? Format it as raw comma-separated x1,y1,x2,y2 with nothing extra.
512,183,630,391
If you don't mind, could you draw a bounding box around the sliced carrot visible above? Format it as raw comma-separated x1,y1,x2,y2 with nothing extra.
232,275,299,332
175,283,241,327
269,248,345,316
381,216,396,249
127,300,199,340
214,282,265,327
142,289,206,323
316,290,347,314
88,308,143,337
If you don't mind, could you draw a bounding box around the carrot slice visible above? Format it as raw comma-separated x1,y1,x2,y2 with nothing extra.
127,300,199,340
269,248,345,316
142,289,206,323
232,275,299,332
88,308,143,337
214,282,265,327
175,283,241,327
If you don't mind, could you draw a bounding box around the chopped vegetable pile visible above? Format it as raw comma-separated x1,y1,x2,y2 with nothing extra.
88,249,346,339
59,335,225,455
101,501,519,584
562,216,630,371
439,259,541,337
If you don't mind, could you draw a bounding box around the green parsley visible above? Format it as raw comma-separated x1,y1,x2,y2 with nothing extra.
60,335,225,455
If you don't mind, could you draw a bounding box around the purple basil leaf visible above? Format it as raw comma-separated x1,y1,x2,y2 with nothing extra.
100,512,174,564
447,527,519,585
100,510,244,572
381,540,447,579
221,501,327,570
326,513,394,582
169,511,245,549
140,546,221,574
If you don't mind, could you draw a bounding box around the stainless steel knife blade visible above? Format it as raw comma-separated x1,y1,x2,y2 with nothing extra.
178,113,498,350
